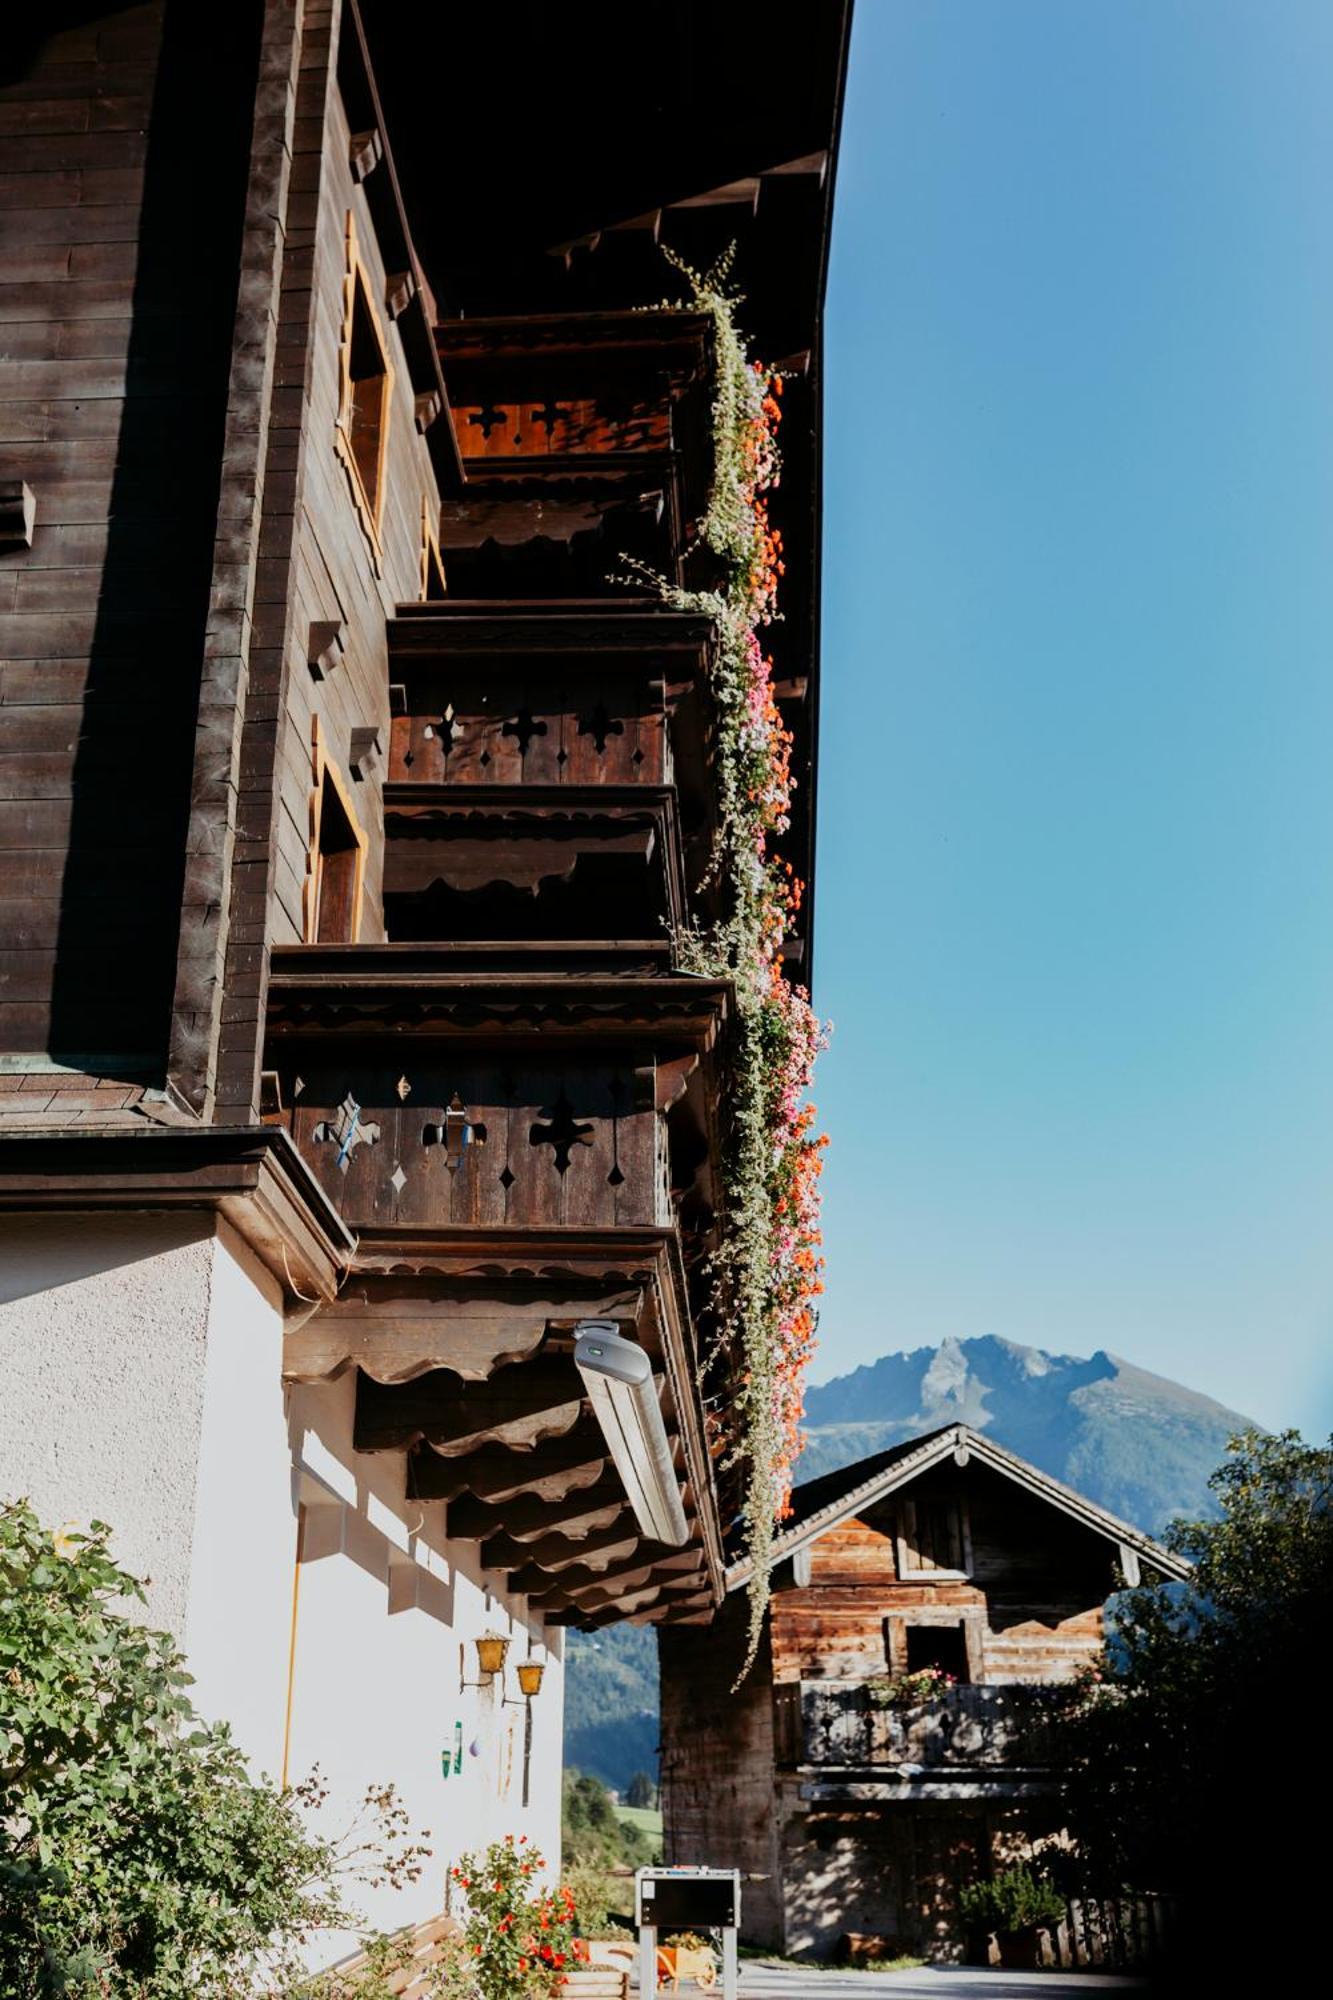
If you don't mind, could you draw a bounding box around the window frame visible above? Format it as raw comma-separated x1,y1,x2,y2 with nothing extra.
304,718,369,944
334,212,394,554
420,494,446,599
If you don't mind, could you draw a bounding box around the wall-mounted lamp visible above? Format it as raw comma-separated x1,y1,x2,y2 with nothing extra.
503,1654,547,1810
461,1631,510,1690
574,1322,689,1547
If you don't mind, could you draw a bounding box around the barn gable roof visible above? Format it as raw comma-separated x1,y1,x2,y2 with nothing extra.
725,1422,1191,1590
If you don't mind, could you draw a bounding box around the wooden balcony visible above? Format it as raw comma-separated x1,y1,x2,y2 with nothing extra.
772,1680,1063,1774
434,312,713,593
264,943,727,1628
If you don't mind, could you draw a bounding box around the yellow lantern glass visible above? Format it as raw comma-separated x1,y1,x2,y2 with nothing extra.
516,1659,545,1699
474,1632,509,1679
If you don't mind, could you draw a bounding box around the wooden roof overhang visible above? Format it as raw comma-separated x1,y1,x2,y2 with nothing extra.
299,1223,725,1622
726,1423,1192,1591
264,952,730,1624
0,1125,354,1305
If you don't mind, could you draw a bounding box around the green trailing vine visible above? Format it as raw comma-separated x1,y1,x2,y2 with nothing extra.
628,250,829,1675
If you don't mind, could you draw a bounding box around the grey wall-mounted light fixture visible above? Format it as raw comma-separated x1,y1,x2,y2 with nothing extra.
573,1322,688,1547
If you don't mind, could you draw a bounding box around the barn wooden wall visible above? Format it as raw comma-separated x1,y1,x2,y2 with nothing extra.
771,1462,1108,1686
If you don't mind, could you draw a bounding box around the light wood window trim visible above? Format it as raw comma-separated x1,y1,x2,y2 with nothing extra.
420,494,447,599
304,717,369,943
334,212,394,560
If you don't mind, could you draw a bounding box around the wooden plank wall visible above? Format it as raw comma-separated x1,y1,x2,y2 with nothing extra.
769,1464,1110,1687
0,2,262,1089
213,0,441,1120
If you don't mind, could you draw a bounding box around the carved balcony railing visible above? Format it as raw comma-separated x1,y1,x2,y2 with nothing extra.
435,311,713,594
382,601,718,942
772,1680,1064,1772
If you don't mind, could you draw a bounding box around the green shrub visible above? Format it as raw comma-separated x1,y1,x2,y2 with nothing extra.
0,1499,426,1998
958,1867,1065,1935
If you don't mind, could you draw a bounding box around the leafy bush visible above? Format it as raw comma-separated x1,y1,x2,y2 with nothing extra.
449,1836,580,1998
0,1499,426,1998
958,1867,1065,1935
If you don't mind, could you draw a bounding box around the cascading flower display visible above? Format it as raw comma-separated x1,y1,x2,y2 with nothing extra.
632,250,830,1672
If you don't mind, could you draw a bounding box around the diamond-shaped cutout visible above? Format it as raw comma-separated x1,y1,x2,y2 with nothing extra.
479,749,491,767
607,1165,625,1187
498,1165,515,1190
631,747,645,766
389,1164,408,1195
556,747,569,766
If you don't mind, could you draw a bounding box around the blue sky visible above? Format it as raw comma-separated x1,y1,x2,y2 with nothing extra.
812,0,1333,1435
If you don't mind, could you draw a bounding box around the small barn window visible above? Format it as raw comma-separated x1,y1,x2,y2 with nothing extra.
898,1496,969,1576
336,215,394,547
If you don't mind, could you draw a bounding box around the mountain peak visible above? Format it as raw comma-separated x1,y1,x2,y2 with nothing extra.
799,1335,1255,1536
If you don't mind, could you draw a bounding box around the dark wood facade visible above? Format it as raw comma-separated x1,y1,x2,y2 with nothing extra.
659,1425,1187,1959
0,4,850,1629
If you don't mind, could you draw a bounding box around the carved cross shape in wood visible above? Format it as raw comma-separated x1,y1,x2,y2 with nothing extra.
502,707,548,758
529,1090,595,1176
468,402,508,440
312,1093,381,1174
577,701,625,755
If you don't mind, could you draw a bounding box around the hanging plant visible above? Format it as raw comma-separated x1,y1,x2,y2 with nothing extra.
627,249,830,1674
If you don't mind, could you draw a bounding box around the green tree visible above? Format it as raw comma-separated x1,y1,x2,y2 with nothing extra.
625,1772,656,1810
0,1500,426,1997
1061,1430,1332,1983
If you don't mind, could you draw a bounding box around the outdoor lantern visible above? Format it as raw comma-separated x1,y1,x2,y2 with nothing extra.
516,1659,545,1699
474,1632,509,1680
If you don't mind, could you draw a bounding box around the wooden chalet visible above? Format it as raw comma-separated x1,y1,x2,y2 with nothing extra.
0,0,850,1915
659,1424,1188,1961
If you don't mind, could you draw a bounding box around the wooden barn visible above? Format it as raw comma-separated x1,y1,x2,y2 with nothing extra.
659,1423,1187,1961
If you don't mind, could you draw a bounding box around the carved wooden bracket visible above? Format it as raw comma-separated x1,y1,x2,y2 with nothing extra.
385,268,417,320
308,619,346,682
0,480,35,552
349,725,382,781
349,127,383,182
415,388,443,434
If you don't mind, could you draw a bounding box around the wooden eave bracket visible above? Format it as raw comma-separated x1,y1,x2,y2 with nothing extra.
348,725,382,780
339,0,464,493
349,126,384,183
0,479,36,552
307,619,346,682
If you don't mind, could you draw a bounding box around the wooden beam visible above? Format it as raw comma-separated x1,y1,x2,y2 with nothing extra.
285,1289,592,1385
407,1434,608,1505
354,1361,583,1455
447,1478,628,1545
481,1520,643,1576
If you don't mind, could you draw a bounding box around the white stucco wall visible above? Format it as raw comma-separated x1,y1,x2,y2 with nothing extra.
0,1212,217,1633
0,1211,567,1947
278,1372,566,1941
